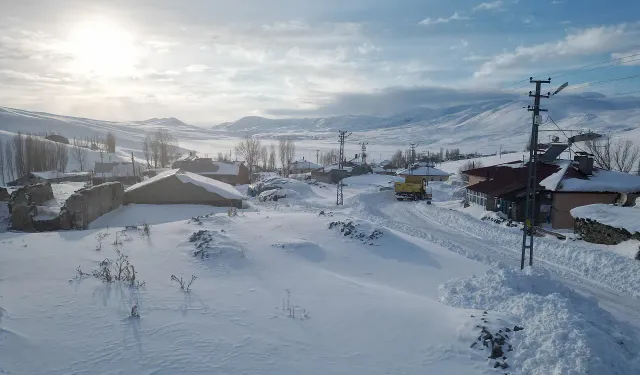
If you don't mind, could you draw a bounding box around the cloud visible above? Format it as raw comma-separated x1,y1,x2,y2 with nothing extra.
474,1,504,11
611,50,640,66
475,24,640,77
185,64,210,73
419,12,470,26
266,86,517,117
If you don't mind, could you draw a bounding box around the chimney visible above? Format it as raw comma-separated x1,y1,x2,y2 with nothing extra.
574,152,594,175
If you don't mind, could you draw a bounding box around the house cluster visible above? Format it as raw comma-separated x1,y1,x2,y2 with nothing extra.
462,152,640,230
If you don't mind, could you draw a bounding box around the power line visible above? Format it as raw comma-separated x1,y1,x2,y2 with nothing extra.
502,51,640,89
563,73,640,92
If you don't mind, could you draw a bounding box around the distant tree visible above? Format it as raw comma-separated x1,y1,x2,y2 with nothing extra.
0,141,4,185
391,150,405,168
143,136,151,167
260,145,268,171
278,138,287,175
613,139,639,173
235,135,261,181
154,129,178,168
13,132,25,178
268,144,276,171
55,142,68,173
72,138,88,171
105,132,116,153
285,139,296,176
5,140,14,181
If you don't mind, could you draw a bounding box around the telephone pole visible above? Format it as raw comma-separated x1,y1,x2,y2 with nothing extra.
316,149,320,165
359,142,368,164
409,143,418,175
521,78,551,270
337,130,351,205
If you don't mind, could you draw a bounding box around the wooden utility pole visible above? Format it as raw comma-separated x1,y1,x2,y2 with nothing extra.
521,78,550,270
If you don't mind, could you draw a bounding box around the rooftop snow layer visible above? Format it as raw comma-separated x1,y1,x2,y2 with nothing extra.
396,166,449,176
31,171,90,180
199,161,240,176
560,168,640,193
126,169,245,200
571,204,640,234
539,160,571,191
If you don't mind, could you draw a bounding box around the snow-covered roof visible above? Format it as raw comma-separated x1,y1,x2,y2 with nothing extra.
321,164,353,173
559,168,640,193
199,161,240,176
290,160,321,170
571,204,640,233
396,166,449,177
31,171,90,180
126,169,244,200
539,160,571,191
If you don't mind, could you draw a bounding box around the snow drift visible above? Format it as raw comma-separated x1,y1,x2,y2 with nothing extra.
439,267,640,375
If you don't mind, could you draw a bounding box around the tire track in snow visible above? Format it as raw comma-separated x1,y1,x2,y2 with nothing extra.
350,191,640,324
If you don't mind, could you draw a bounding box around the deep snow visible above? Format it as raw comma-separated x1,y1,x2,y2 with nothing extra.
2,171,640,374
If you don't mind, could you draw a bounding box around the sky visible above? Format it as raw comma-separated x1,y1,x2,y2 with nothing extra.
1,0,640,125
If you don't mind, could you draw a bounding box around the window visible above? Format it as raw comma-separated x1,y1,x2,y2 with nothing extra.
467,189,487,207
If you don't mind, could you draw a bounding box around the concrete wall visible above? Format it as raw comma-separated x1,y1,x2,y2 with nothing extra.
124,175,242,208
62,182,124,229
552,192,620,229
467,175,486,186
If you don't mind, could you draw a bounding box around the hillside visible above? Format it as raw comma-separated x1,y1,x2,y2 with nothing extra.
213,93,640,153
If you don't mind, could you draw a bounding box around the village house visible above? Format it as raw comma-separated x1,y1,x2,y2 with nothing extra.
124,169,244,208
463,153,640,229
396,162,450,182
7,170,91,187
288,160,321,174
44,134,70,144
310,162,373,184
172,155,250,185
93,162,142,186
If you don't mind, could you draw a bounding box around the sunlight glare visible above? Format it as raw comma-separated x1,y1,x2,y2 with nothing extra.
66,18,138,77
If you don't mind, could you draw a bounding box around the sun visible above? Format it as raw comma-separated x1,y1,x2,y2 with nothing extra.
66,18,138,77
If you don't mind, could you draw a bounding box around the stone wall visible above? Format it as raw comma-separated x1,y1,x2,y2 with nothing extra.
8,183,54,231
574,217,640,245
60,182,124,229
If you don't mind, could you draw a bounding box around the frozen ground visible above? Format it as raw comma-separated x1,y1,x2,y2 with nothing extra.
1,173,640,374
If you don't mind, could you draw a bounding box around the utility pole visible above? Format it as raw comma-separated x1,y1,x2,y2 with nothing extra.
316,149,320,165
359,142,368,164
521,78,551,270
337,130,351,205
409,143,418,175
499,145,502,158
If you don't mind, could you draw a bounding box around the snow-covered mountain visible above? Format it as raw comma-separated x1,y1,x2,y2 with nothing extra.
213,93,640,153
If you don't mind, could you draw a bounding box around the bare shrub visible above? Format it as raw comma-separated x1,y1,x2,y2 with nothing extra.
130,304,140,318
171,274,197,292
89,249,144,287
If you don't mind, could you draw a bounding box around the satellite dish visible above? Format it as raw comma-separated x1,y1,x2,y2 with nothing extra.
615,193,628,206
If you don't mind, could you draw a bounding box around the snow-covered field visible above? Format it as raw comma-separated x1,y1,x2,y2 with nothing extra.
2,173,640,374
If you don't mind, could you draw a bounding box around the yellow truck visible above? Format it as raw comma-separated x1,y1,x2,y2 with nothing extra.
394,175,432,203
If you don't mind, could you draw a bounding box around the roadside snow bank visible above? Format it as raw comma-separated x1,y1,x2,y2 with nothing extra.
439,267,640,375
571,204,640,234
249,177,315,198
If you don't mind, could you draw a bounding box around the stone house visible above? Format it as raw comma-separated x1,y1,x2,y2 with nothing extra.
172,156,250,185
463,154,640,229
125,169,244,208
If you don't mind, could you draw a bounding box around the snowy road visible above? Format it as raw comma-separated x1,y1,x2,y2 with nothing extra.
350,190,640,325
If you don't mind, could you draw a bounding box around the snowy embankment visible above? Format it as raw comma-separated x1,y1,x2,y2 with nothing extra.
571,204,640,234
440,267,640,375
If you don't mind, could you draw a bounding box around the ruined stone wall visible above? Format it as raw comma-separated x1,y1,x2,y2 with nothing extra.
574,217,640,245
61,182,124,229
8,183,54,231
